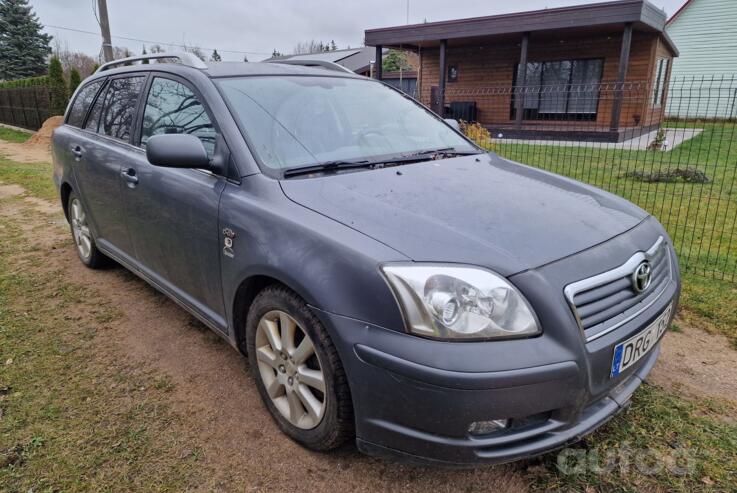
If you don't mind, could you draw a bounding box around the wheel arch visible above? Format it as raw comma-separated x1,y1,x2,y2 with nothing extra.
60,181,73,220
232,272,313,356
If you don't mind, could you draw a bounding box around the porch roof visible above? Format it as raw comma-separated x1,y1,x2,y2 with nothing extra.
364,0,678,56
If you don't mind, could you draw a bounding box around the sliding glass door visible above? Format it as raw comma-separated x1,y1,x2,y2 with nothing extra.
512,58,603,120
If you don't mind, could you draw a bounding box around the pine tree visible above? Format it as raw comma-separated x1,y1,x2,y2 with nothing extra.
330,40,337,51
0,0,52,80
141,45,149,64
48,56,67,115
210,49,221,62
68,67,81,95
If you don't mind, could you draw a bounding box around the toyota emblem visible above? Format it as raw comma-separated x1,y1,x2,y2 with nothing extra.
632,261,652,293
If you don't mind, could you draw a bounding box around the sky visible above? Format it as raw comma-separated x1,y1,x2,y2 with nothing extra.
32,0,686,62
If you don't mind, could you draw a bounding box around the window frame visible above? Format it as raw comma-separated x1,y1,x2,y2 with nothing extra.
132,72,222,150
652,57,669,108
65,78,106,128
510,57,604,121
81,78,109,134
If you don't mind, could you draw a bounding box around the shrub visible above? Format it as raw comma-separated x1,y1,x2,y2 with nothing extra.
48,56,68,115
68,68,82,95
648,128,667,150
459,120,496,151
0,75,49,89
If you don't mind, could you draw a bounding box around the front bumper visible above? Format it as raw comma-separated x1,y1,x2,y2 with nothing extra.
353,344,658,466
312,253,678,466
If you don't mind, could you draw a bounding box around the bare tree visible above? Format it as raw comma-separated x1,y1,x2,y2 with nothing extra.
52,39,98,78
112,46,133,60
183,44,206,62
292,39,332,55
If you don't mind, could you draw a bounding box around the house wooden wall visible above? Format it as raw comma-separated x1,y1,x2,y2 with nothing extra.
418,31,674,129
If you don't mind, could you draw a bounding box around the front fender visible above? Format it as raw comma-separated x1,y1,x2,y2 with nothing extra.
219,174,409,341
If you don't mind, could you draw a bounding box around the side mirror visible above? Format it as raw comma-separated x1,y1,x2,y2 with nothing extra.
146,134,210,169
444,118,460,131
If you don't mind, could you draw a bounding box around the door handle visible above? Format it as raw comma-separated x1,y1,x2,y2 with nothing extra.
70,144,83,161
121,168,139,187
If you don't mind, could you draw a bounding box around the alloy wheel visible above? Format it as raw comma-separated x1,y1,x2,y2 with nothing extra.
70,198,92,261
255,310,327,429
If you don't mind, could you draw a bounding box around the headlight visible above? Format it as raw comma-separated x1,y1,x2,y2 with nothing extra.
381,264,540,340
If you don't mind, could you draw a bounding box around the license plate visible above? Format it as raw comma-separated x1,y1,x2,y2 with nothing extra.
610,303,672,378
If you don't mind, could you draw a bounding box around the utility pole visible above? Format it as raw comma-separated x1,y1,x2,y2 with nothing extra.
97,0,114,62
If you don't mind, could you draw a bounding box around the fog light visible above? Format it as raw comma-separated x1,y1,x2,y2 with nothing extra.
468,419,509,435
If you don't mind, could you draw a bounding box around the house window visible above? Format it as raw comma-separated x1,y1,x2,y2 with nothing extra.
511,58,604,120
652,58,669,107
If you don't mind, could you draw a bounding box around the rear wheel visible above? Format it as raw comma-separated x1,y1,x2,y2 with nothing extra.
246,286,354,450
67,192,108,269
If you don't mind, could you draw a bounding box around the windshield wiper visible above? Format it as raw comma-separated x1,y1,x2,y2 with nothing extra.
376,147,483,166
282,147,483,178
282,159,372,178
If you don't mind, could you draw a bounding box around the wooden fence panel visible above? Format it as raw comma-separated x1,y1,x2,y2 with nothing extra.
0,86,52,130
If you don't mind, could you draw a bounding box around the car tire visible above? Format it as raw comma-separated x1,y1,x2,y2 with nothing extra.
67,191,109,269
246,285,354,451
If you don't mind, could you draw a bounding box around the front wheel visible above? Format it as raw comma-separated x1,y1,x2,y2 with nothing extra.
67,191,109,269
246,286,354,451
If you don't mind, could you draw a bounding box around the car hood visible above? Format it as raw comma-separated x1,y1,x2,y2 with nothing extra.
280,153,648,276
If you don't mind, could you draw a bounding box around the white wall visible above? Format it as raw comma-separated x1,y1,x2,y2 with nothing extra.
666,0,737,118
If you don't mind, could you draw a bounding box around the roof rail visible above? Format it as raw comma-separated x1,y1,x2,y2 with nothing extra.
264,59,355,74
96,51,208,73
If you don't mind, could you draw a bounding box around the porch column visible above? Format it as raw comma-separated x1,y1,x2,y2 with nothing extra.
515,32,530,129
374,45,383,80
610,23,633,131
438,39,447,116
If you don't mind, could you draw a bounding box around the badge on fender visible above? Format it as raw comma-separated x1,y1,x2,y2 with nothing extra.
223,228,236,258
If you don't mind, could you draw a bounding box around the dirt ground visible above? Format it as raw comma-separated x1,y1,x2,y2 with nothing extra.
0,140,530,491
1,139,736,491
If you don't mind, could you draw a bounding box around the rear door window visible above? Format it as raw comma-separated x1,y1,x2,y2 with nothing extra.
66,79,104,128
98,76,145,142
140,77,217,156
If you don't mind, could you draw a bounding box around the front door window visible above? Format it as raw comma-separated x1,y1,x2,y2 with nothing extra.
140,77,217,156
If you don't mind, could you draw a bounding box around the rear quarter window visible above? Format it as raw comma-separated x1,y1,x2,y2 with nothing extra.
66,79,104,128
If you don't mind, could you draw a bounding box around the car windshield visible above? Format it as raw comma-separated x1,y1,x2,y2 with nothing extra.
217,76,477,171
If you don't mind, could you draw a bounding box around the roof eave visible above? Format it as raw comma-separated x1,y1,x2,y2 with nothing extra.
660,31,680,57
365,0,668,47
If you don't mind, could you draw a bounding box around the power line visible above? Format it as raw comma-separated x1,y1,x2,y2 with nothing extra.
44,23,272,56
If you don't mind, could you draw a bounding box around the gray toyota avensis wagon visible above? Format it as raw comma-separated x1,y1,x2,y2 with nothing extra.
52,53,680,466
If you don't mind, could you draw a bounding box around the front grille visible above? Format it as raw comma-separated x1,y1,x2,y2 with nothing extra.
565,237,672,341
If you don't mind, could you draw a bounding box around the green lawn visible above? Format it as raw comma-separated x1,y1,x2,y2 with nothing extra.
0,157,56,202
526,385,737,492
496,122,737,282
0,126,32,144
